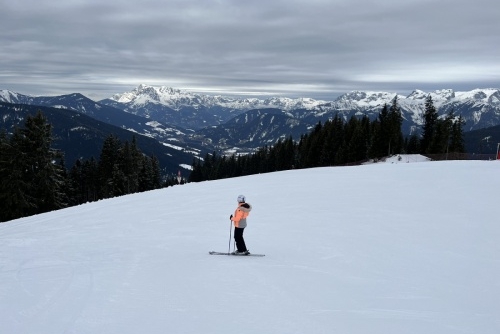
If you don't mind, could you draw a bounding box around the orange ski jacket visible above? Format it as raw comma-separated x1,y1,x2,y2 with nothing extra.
231,202,252,228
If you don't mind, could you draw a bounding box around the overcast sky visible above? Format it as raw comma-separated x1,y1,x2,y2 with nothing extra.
1,0,499,101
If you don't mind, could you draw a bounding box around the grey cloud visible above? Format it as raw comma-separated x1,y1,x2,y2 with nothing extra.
1,0,499,100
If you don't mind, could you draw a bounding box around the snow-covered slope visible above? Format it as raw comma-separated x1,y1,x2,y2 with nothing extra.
1,159,499,334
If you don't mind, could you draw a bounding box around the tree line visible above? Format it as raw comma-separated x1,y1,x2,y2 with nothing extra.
0,111,179,223
189,95,465,182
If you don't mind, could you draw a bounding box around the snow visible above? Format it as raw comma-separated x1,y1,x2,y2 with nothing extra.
375,154,431,164
1,159,499,334
179,164,193,171
455,88,499,102
105,85,500,120
161,142,184,151
0,90,23,102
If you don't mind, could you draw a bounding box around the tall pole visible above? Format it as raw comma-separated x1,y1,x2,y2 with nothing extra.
497,143,500,160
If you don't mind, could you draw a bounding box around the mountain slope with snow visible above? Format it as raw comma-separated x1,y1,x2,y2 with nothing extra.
3,85,500,155
1,160,499,334
105,85,500,117
101,85,500,141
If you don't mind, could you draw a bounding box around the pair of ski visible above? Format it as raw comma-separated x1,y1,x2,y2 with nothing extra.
209,251,265,257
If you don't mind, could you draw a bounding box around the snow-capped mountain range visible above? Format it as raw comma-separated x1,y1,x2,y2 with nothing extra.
107,84,327,112
2,85,500,157
107,84,499,112
101,84,500,132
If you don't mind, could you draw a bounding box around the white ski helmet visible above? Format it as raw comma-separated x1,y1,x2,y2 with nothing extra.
237,194,246,203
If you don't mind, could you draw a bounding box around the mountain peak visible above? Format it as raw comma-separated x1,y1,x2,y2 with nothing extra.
455,88,500,105
110,84,196,106
0,89,30,103
335,91,398,107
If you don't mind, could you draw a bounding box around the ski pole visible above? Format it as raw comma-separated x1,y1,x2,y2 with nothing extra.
228,217,232,255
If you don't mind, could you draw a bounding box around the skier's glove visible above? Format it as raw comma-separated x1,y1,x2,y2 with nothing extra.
230,214,233,220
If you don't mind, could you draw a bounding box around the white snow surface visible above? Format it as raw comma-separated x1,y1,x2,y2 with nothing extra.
1,160,499,334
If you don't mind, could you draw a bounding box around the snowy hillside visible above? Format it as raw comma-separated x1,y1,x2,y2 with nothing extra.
1,159,499,334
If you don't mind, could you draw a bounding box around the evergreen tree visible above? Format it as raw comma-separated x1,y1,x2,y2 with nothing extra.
120,140,135,194
189,158,204,182
347,115,370,162
367,119,381,159
420,95,439,154
319,116,344,166
0,111,66,221
369,104,389,158
82,157,99,202
129,136,143,192
110,164,126,196
388,96,404,155
0,128,33,221
151,155,162,189
369,98,404,158
405,134,420,154
20,112,67,214
301,122,323,168
429,111,453,154
98,135,122,198
278,136,296,170
450,114,466,153
68,159,84,206
138,156,154,191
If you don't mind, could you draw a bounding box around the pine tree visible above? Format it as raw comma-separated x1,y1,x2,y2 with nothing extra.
347,115,370,162
368,97,404,158
130,136,143,192
68,159,84,206
151,155,162,189
405,134,420,154
138,156,154,191
367,119,381,159
280,136,296,170
111,164,127,196
0,128,33,221
98,135,122,198
388,96,404,155
21,112,66,214
319,117,344,166
369,104,390,158
429,110,454,154
301,122,323,168
420,95,439,154
0,111,66,221
450,114,466,154
82,157,99,202
189,158,203,182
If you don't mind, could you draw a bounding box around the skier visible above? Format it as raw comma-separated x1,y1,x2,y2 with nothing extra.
230,195,252,255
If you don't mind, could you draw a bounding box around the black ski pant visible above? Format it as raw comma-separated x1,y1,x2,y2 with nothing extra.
234,227,247,252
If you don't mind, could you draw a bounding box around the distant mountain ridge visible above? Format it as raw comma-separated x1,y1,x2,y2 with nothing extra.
0,101,199,173
0,90,207,156
2,85,500,157
101,85,500,132
105,84,500,111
